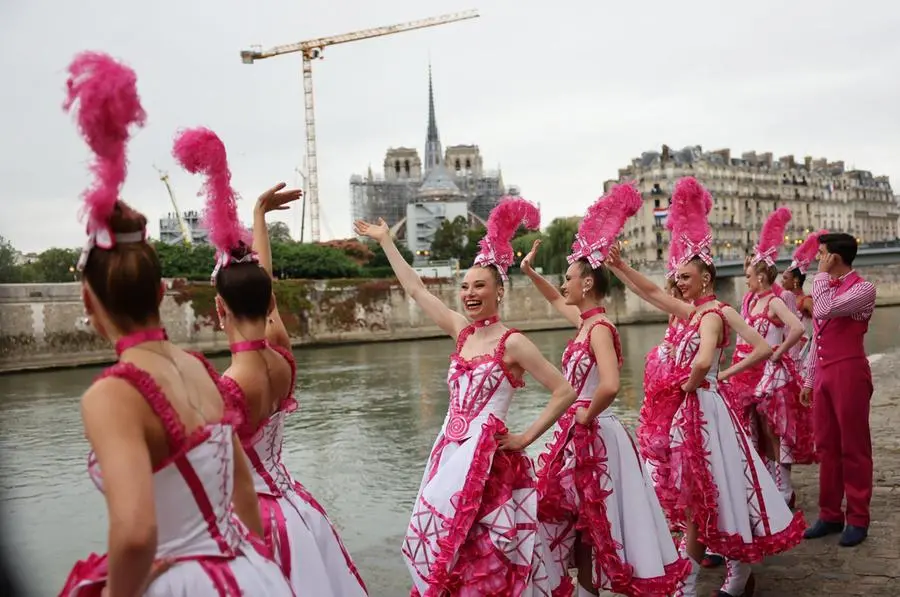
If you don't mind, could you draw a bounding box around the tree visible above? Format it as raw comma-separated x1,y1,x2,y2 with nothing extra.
29,248,81,282
153,241,217,281
460,225,486,268
430,216,469,261
320,239,374,265
0,236,18,283
544,217,581,274
267,221,293,244
271,243,361,279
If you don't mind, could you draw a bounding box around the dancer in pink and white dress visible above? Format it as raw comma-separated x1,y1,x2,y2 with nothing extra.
782,231,827,366
605,177,805,597
727,208,811,507
173,127,367,597
520,183,689,597
354,198,577,597
58,53,292,597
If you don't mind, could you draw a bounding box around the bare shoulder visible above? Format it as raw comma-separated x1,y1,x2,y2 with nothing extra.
82,376,145,411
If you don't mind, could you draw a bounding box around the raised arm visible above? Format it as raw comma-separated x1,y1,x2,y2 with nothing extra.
354,218,468,338
768,296,804,360
812,273,876,320
605,245,694,320
82,379,157,597
520,239,580,327
496,334,577,451
718,305,774,381
581,324,620,420
253,183,303,350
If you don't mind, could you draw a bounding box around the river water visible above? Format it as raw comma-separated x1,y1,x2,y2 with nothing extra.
1,307,898,596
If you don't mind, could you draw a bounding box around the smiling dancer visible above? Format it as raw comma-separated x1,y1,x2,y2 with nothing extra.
173,127,368,596
355,199,577,596
520,183,689,597
605,177,805,597
59,53,292,596
727,208,810,507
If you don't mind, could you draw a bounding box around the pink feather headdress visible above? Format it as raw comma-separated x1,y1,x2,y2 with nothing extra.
750,207,791,267
567,182,642,268
473,196,541,281
668,177,714,271
63,51,147,271
789,229,828,275
172,127,255,281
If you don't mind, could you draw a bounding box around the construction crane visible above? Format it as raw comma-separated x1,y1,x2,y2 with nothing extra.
239,9,480,243
153,166,192,246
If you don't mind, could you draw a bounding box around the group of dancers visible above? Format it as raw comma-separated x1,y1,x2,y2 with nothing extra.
57,50,876,597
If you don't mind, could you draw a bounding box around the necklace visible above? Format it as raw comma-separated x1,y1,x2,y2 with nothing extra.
115,328,168,357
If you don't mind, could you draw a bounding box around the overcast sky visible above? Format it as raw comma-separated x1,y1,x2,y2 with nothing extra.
1,0,898,253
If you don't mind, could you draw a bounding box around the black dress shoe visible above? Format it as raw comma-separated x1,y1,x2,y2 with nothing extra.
838,525,868,547
803,519,844,539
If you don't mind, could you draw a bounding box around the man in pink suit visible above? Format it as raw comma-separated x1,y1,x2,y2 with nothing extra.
801,233,876,547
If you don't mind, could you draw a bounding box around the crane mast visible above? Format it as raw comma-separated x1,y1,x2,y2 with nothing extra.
154,166,192,246
240,10,480,243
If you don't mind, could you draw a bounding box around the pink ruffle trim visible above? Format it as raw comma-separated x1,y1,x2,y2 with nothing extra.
654,376,806,562
419,415,534,597
538,403,690,596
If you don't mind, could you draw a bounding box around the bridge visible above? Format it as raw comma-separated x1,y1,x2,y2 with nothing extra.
640,245,900,279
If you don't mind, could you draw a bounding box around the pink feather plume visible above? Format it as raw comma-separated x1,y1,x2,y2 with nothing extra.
790,229,828,273
172,127,250,253
669,177,713,246
757,207,792,255
63,51,146,229
476,197,541,273
570,182,641,260
792,229,827,265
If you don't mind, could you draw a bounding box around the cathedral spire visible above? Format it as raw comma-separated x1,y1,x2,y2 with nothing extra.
424,63,443,173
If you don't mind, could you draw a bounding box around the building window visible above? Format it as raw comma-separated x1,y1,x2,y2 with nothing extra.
465,159,472,170
455,159,461,171
404,160,410,176
395,161,401,174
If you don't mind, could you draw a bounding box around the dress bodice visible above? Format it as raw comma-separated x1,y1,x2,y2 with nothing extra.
735,292,783,360
655,318,685,365
86,357,246,560
561,320,622,406
442,326,523,442
672,308,730,382
220,344,299,497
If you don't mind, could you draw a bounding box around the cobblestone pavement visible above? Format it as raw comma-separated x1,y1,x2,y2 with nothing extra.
601,352,900,596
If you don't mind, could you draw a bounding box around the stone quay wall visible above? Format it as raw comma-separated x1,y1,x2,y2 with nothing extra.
2,264,900,373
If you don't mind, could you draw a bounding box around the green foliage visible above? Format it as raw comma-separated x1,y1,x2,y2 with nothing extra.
543,217,581,274
271,242,361,279
0,236,21,283
153,241,216,280
430,216,470,260
267,221,293,244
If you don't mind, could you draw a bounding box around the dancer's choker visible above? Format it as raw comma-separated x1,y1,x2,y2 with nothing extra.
473,315,500,329
115,328,168,357
230,338,269,353
580,306,606,320
694,295,718,307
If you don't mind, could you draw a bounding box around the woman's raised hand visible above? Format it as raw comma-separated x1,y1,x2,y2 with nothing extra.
520,239,541,274
606,244,624,268
353,218,390,243
256,182,302,214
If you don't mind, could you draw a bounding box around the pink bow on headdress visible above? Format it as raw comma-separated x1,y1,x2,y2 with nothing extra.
210,248,259,283
77,223,147,271
665,177,714,274
567,182,642,270
750,207,792,268
474,196,541,281
789,229,828,275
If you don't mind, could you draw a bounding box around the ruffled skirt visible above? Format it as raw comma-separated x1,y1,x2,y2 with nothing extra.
58,535,293,597
402,415,551,597
259,481,368,596
653,376,806,562
536,401,689,596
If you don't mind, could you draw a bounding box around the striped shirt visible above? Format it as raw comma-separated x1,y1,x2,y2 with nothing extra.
802,271,876,389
